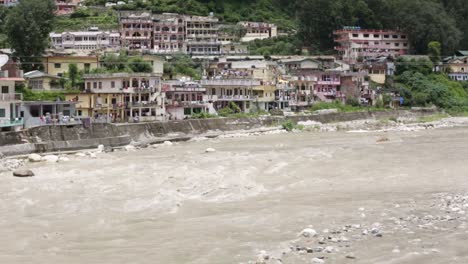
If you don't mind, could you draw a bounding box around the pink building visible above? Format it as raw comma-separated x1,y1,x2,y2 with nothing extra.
162,80,211,120
334,27,409,64
0,0,18,6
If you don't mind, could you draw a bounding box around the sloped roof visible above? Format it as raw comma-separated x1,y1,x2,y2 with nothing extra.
24,70,60,79
455,50,468,56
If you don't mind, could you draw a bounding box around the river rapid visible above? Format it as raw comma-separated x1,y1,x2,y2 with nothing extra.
1,122,468,264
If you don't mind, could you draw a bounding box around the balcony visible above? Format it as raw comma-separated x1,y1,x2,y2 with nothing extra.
0,93,23,101
163,86,206,92
128,102,160,108
201,79,261,87
317,80,340,86
204,95,257,101
166,100,206,107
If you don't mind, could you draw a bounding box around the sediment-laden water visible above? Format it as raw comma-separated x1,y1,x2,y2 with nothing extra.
1,123,468,264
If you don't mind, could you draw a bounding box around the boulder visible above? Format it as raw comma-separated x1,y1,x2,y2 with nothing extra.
28,154,43,162
58,156,70,162
13,169,35,177
42,155,59,163
301,228,318,238
162,141,173,146
311,257,325,263
96,144,105,153
124,145,136,151
104,146,114,153
75,152,86,157
205,148,216,153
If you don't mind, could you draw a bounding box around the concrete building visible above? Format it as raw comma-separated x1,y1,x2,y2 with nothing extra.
50,28,120,51
120,12,154,51
334,27,410,64
162,80,213,120
238,21,277,42
444,56,468,82
201,78,259,113
0,77,23,131
80,72,166,122
55,0,81,16
24,71,62,91
119,12,221,55
42,54,99,77
21,101,78,128
0,0,18,6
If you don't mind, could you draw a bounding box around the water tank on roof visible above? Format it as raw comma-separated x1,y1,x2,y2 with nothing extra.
0,54,9,69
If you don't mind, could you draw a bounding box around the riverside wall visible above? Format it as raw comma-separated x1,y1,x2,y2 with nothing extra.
0,109,437,156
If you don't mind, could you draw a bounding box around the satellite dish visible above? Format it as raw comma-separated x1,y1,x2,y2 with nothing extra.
0,54,9,68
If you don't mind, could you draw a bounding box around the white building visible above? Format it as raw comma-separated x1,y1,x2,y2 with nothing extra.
238,21,278,42
50,28,120,51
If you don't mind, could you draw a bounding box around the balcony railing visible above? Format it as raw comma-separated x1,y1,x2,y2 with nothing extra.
201,79,261,86
0,118,24,128
317,80,341,86
128,102,160,107
204,95,257,101
0,93,23,101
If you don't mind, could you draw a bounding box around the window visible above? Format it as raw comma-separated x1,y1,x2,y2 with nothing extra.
0,108,5,118
98,82,102,89
363,34,369,38
111,81,115,88
384,35,389,38
1,86,9,94
54,63,61,68
401,35,407,39
395,43,400,47
87,82,91,90
374,34,379,38
392,35,398,38
93,82,97,89
84,63,91,73
352,34,358,38
184,108,192,115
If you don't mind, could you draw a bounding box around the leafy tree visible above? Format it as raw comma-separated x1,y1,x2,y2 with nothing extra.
5,0,56,71
68,64,79,88
427,41,442,63
164,55,202,80
128,57,153,73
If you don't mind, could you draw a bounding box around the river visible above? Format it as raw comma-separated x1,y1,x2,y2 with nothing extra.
1,124,468,263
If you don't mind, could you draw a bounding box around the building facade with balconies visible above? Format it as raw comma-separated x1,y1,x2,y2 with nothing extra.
334,27,410,64
162,80,214,120
0,77,23,130
73,73,166,122
238,21,278,42
201,78,259,113
50,29,120,51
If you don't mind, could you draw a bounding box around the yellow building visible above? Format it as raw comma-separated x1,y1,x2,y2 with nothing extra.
65,93,126,120
24,71,62,91
42,55,99,77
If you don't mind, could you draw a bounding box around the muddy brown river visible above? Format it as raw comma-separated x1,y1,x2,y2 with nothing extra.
1,125,468,263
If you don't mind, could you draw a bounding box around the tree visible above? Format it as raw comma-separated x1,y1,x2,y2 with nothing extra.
427,41,441,63
5,0,55,71
68,63,79,88
128,57,153,73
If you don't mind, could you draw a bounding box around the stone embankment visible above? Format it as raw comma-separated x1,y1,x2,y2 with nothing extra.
0,109,438,157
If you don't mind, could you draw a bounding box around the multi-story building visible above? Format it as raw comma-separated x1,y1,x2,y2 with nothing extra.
185,15,221,55
162,80,213,120
76,72,166,122
153,13,186,54
444,56,468,82
0,77,23,131
238,21,278,42
201,78,259,113
120,12,154,51
334,27,410,64
55,0,81,16
119,12,221,55
42,54,99,77
0,0,18,6
49,28,120,51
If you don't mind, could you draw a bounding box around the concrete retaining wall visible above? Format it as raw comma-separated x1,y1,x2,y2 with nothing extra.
0,109,438,156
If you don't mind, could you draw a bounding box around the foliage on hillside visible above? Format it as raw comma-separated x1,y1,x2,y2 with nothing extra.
53,8,118,32
394,57,468,113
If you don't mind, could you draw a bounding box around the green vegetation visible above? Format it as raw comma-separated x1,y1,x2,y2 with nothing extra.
0,5,8,48
16,86,67,101
53,8,118,31
164,55,202,80
394,57,468,114
281,120,304,132
248,36,303,57
190,112,218,119
94,52,153,74
5,0,55,71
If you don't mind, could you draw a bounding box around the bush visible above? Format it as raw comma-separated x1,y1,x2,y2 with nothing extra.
346,97,360,107
217,107,234,117
281,120,304,132
191,112,217,119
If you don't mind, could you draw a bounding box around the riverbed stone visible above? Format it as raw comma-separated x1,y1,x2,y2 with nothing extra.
28,154,43,162
205,148,216,153
13,169,34,177
311,257,325,263
42,155,59,163
301,228,318,238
